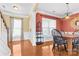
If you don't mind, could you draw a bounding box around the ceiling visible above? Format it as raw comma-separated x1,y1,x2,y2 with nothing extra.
0,3,34,17
38,3,79,17
0,3,79,17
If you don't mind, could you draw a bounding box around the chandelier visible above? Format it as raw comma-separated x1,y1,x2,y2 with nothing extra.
64,3,70,19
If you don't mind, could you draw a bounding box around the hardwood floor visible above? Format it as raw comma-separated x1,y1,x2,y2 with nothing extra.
9,40,79,56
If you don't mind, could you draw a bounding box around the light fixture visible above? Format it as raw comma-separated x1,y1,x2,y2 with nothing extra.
64,3,70,19
65,16,69,19
2,5,5,8
12,5,18,10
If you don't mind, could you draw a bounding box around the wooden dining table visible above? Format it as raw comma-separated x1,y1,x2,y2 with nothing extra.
63,34,79,55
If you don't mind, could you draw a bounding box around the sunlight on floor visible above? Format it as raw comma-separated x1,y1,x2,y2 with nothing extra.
42,45,54,56
13,43,21,56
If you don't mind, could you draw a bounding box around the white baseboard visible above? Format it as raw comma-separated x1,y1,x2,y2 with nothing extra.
24,32,36,46
8,32,36,46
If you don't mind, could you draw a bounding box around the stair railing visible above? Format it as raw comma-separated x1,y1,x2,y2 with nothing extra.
0,11,9,47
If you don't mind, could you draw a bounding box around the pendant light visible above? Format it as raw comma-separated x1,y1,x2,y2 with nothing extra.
65,3,70,19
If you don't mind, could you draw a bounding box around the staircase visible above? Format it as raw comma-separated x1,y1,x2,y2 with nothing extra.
0,11,11,56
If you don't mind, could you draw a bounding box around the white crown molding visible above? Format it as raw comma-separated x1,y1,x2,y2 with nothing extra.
0,8,28,18
37,10,61,18
69,11,79,16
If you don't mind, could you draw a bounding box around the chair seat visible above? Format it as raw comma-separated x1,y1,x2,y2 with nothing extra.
72,31,79,49
72,42,79,49
57,40,67,45
53,36,67,45
73,39,79,48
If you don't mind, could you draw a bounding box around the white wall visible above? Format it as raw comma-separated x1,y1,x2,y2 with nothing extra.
23,12,36,46
0,15,7,44
29,11,36,46
0,15,11,56
24,32,31,39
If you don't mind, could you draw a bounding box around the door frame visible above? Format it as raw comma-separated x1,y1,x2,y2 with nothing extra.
10,17,24,55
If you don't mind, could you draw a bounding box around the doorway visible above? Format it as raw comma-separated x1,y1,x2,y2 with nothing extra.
10,18,23,56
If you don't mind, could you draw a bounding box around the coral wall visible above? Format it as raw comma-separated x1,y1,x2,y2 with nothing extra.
62,13,79,32
36,12,63,32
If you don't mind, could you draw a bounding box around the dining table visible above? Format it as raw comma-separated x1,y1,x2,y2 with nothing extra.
62,34,79,55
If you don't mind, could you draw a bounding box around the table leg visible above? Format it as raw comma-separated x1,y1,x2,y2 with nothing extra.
67,39,72,55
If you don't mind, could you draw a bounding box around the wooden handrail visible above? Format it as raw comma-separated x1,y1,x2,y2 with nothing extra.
0,11,8,30
0,11,9,47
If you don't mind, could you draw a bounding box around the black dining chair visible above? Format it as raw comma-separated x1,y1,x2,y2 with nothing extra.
72,30,79,52
51,29,67,51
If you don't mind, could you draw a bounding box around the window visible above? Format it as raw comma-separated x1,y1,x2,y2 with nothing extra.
42,18,56,40
12,18,22,41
